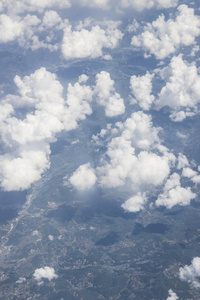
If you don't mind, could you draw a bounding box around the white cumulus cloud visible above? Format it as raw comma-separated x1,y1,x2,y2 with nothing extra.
156,173,196,209
115,111,160,150
33,266,58,282
158,55,200,109
130,72,155,110
96,111,174,192
156,55,200,121
182,167,197,179
121,192,147,213
61,21,123,60
0,68,93,191
127,54,200,122
95,71,125,117
179,257,200,288
177,153,189,170
167,289,179,300
182,167,200,184
0,11,64,51
131,5,200,59
41,10,63,29
69,163,97,191
0,14,40,44
0,148,50,191
62,80,93,131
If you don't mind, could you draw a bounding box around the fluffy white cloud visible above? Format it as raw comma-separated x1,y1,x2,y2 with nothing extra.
121,192,147,213
97,111,174,191
177,155,200,184
156,55,200,121
0,68,93,191
158,55,200,108
167,289,178,300
130,151,171,186
131,5,200,59
95,71,125,117
0,14,40,44
0,148,50,191
0,2,183,53
169,111,195,122
78,74,89,84
61,22,123,60
177,153,189,170
117,111,160,150
92,109,161,150
3,74,64,144
182,167,200,184
156,173,196,209
69,163,97,190
156,186,195,209
190,45,200,57
63,81,93,131
182,167,197,179
127,54,200,122
0,11,64,51
41,10,63,29
179,257,200,288
0,103,14,122
0,14,23,43
33,266,58,282
130,72,155,110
